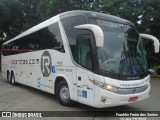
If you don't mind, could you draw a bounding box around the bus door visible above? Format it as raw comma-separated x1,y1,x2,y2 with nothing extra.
76,30,95,106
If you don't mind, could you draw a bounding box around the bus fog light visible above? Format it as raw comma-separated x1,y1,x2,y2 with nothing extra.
101,97,106,103
101,97,111,103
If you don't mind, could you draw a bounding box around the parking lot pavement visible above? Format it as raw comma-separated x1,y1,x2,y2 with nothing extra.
0,74,160,120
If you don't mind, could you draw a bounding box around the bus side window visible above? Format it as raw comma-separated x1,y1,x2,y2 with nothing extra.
26,31,44,51
44,22,65,52
2,23,65,56
61,15,87,59
76,30,93,70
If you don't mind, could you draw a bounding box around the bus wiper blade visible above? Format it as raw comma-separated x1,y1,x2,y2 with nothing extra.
118,42,130,75
129,49,145,75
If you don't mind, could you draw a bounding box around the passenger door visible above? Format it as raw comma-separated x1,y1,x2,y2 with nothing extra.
76,30,95,106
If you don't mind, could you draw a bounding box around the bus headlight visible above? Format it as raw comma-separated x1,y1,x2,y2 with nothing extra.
94,80,105,88
94,80,119,93
104,84,118,92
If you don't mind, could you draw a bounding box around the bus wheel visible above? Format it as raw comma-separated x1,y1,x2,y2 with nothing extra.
7,72,11,84
10,73,16,86
56,81,75,107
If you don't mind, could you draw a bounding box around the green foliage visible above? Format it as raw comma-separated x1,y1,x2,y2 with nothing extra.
20,0,40,30
0,0,22,40
47,0,68,18
37,0,50,21
101,0,160,39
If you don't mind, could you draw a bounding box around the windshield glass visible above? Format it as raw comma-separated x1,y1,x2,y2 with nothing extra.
90,19,148,77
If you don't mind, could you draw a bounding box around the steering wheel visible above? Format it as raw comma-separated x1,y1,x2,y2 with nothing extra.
104,59,119,64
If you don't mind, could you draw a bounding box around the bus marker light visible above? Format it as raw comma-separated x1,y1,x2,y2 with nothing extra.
129,96,138,102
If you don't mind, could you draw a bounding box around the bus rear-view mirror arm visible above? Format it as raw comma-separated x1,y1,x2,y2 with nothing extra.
140,33,159,53
74,24,104,47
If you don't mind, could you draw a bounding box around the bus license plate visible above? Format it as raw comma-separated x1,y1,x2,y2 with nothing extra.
129,96,138,102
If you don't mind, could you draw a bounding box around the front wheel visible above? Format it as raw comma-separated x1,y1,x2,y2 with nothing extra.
56,81,75,107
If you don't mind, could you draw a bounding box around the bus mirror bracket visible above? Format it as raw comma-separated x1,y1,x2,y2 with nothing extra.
140,34,159,53
75,24,104,47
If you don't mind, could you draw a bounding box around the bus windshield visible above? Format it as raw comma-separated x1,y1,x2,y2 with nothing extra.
90,19,148,77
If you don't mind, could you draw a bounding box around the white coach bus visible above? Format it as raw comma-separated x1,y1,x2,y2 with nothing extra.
1,10,159,108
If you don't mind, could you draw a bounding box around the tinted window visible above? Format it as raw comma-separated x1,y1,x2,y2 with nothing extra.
2,22,64,56
26,30,44,51
44,23,64,52
61,15,87,60
77,30,93,70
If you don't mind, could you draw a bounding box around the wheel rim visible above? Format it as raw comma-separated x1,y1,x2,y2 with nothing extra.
60,86,70,101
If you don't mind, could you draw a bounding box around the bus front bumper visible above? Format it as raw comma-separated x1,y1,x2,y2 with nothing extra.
93,84,150,108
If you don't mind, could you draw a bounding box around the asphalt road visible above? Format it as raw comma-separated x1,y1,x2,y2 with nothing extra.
0,75,160,120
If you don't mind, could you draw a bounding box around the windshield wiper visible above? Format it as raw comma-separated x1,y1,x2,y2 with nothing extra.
128,48,145,75
118,41,145,76
118,41,132,75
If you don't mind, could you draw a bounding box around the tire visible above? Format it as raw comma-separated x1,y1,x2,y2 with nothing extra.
8,72,11,84
10,73,17,86
56,81,75,107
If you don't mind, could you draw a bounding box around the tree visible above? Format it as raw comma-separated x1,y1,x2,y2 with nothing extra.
0,0,22,40
47,0,71,18
37,0,50,21
47,0,97,18
101,0,160,39
20,0,41,31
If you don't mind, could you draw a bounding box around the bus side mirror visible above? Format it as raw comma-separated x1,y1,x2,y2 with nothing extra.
140,34,159,53
75,24,104,47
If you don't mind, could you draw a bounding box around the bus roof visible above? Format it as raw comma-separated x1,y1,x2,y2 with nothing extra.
59,10,134,26
3,10,134,45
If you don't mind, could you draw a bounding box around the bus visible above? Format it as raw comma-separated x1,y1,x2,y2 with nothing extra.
1,10,159,108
